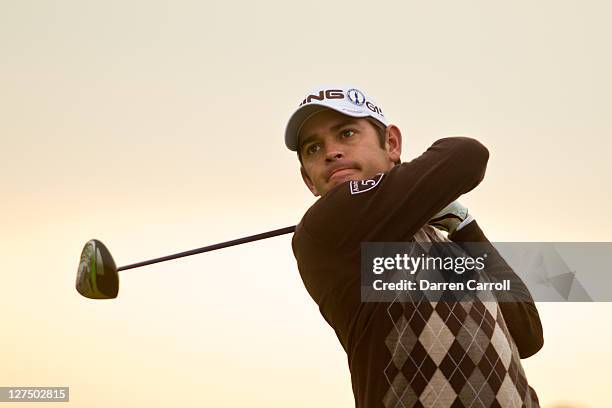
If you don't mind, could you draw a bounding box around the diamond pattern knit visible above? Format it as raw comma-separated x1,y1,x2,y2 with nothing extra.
381,228,539,408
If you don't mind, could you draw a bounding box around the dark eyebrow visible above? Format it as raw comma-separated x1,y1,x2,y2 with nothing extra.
329,119,361,132
298,119,362,150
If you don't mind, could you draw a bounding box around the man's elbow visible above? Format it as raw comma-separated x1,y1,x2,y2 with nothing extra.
449,136,490,188
455,136,489,166
519,336,544,359
518,323,544,359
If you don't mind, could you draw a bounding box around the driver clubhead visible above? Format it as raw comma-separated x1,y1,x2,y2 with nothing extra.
76,239,119,299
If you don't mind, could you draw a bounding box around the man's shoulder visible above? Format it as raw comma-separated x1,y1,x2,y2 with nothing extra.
293,168,406,253
300,172,388,225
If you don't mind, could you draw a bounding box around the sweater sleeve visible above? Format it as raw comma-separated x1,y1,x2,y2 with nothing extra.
300,137,490,250
449,221,544,358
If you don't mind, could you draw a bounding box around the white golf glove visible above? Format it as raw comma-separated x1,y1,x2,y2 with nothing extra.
429,201,474,235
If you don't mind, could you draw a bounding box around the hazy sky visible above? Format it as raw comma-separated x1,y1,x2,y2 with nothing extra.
2,1,611,407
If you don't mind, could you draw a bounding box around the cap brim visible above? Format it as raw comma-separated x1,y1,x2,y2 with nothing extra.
284,102,373,151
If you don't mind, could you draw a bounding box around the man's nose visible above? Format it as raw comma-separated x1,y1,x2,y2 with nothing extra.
324,141,344,161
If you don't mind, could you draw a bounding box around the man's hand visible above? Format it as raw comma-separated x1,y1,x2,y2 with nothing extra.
429,201,473,235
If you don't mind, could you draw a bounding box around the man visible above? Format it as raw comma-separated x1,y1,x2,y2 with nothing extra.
285,85,544,407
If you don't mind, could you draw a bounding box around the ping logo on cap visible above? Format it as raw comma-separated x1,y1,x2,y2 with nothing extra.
299,89,344,107
298,88,385,117
347,88,366,106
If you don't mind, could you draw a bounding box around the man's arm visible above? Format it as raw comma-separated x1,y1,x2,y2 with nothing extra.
300,137,490,248
448,220,545,358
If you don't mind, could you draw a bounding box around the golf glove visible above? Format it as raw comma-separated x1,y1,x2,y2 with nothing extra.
429,201,474,235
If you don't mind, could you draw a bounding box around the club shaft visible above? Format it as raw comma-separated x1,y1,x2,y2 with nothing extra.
117,225,296,272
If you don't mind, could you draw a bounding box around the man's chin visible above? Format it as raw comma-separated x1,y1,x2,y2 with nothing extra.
327,171,360,190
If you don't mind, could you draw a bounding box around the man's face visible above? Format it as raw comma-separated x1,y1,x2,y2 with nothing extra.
298,109,402,196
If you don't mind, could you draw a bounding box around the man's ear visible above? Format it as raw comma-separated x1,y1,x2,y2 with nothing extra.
300,166,320,197
385,125,402,163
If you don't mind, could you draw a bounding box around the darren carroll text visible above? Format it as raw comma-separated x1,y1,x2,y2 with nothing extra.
372,279,511,291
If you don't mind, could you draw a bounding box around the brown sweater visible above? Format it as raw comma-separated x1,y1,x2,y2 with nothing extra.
292,137,543,407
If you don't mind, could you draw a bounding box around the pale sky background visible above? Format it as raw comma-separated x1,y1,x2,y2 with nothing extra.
1,0,611,407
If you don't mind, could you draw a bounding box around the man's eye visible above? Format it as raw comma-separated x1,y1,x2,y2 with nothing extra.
306,144,321,155
341,129,355,138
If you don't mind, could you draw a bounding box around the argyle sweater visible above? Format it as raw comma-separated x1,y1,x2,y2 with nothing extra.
292,137,543,407
377,223,542,407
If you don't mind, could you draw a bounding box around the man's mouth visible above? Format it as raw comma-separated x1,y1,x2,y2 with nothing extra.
328,168,356,182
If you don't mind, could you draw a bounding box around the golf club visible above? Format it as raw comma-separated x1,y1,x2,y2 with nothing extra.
76,225,296,299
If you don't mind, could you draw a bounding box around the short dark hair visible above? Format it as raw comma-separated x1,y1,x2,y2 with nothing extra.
367,119,401,166
366,118,388,149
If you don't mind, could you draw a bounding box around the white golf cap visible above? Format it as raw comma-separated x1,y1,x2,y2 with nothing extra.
284,85,389,151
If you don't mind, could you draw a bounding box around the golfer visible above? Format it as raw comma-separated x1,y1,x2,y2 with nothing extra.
285,85,543,407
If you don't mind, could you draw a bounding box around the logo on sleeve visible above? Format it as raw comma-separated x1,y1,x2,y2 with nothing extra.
350,173,384,195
